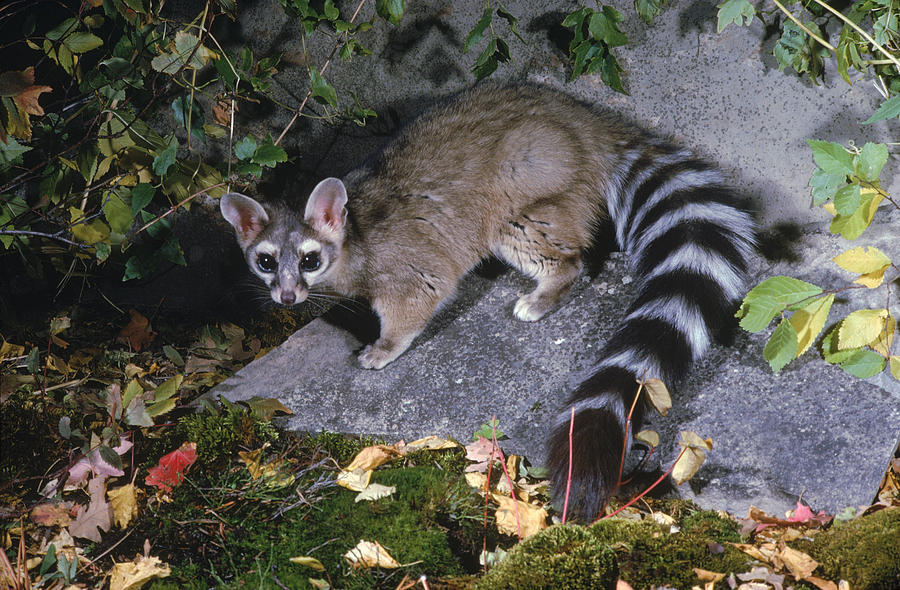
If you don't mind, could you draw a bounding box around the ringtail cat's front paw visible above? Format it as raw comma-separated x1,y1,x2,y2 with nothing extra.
513,292,556,322
358,342,403,370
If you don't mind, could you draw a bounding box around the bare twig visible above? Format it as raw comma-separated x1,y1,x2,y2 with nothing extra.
131,180,229,237
0,229,90,249
274,0,368,146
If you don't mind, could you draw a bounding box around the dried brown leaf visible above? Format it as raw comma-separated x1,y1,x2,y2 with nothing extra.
117,310,156,352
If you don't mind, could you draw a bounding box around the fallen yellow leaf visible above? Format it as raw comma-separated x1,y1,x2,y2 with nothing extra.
778,546,818,580
345,445,402,471
289,555,326,572
108,484,138,529
354,483,396,503
693,568,725,583
108,555,171,590
343,540,399,569
402,435,458,452
336,467,371,492
464,472,488,490
491,493,548,539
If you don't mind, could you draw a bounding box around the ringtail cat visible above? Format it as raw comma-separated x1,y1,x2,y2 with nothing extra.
221,83,756,521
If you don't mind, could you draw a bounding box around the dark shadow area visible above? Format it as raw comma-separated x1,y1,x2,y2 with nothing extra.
678,0,718,36
756,221,805,263
381,6,467,87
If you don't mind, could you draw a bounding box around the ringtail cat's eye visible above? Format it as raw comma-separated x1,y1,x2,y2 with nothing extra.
300,252,321,272
257,253,277,273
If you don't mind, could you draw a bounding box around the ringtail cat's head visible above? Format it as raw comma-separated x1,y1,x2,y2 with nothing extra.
220,178,349,306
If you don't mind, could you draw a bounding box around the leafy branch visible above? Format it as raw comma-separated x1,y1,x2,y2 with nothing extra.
0,0,401,284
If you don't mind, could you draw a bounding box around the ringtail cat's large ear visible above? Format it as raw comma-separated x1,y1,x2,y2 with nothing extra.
304,178,348,240
220,193,269,247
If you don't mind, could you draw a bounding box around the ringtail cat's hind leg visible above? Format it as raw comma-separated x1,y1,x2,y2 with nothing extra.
496,197,592,322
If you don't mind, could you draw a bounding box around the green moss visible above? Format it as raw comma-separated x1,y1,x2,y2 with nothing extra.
174,403,279,469
680,508,742,542
809,507,900,590
150,464,480,589
475,524,618,590
588,514,751,589
300,430,385,465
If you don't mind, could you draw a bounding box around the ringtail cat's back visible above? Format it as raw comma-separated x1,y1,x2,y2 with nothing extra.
221,82,756,521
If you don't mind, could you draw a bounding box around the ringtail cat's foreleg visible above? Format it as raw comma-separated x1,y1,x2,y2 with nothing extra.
360,284,453,369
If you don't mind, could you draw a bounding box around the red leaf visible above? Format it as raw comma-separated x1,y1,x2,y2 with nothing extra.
117,309,156,352
0,67,52,116
145,442,197,493
787,499,830,526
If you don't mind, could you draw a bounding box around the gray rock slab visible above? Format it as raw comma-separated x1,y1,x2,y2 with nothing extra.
204,0,900,518
212,216,900,517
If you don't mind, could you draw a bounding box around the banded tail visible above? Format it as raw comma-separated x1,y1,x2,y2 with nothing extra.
549,143,757,521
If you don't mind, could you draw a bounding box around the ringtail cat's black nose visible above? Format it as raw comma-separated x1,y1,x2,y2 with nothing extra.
281,292,296,305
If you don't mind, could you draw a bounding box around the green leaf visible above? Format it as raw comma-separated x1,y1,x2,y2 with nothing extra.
773,21,829,82
717,0,755,32
131,183,154,216
839,348,886,378
855,142,888,182
159,234,186,265
246,396,293,420
45,18,78,42
473,418,506,441
764,318,798,373
94,241,111,262
74,144,100,183
472,38,500,80
234,135,257,161
465,6,493,53
251,134,287,168
737,295,780,332
235,162,262,177
104,188,133,234
309,67,337,107
807,140,854,176
163,344,185,367
146,397,176,418
809,168,845,205
635,0,664,24
496,4,525,43
98,444,124,472
862,95,900,124
829,189,883,240
152,139,177,176
62,32,103,54
122,378,143,409
836,26,865,85
0,136,31,167
375,0,404,26
562,7,589,30
600,51,627,95
743,276,824,308
123,0,148,13
589,6,628,47
153,374,183,403
171,96,205,142
833,183,861,216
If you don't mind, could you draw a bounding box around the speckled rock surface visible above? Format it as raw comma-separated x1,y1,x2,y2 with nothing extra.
209,0,900,517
